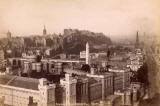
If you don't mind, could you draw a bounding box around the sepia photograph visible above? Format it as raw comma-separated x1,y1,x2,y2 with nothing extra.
0,0,160,106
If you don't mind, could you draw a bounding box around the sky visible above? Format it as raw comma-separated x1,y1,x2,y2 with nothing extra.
0,0,160,40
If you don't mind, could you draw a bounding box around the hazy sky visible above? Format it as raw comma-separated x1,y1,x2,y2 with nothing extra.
0,0,160,39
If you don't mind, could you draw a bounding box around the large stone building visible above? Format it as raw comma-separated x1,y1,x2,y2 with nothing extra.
76,76,89,103
0,75,56,106
108,67,131,91
87,72,114,101
127,49,144,71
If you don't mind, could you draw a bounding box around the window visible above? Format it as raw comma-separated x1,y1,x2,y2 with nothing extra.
13,60,16,65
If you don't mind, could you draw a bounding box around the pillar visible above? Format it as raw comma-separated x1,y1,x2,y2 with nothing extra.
86,42,89,65
102,78,105,100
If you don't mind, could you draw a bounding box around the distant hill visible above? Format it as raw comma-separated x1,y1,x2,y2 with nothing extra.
62,29,112,54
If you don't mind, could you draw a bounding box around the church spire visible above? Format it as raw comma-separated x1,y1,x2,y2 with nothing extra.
43,25,47,35
7,30,11,38
135,31,139,48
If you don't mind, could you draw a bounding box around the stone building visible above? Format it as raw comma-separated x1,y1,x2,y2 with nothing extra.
127,49,144,72
108,67,131,91
87,72,114,101
76,76,89,103
0,75,56,106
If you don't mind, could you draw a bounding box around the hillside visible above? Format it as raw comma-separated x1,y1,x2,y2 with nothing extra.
62,29,112,54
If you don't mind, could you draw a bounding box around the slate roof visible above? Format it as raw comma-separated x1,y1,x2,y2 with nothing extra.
0,75,39,90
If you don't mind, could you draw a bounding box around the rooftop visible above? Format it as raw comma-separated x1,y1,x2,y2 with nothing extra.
108,60,127,69
88,77,99,84
0,75,39,90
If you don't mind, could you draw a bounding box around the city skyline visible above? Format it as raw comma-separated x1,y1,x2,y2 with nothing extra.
0,0,160,106
0,0,160,40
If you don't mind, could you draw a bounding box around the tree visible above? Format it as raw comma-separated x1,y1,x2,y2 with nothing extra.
81,64,90,72
137,62,149,86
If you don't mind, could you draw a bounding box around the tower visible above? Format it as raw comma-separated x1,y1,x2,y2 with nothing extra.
38,78,56,106
7,30,11,38
43,25,47,35
86,42,90,65
60,74,77,106
135,31,139,48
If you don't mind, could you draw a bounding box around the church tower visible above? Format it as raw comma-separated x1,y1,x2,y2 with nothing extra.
135,31,139,48
7,30,11,38
43,25,47,35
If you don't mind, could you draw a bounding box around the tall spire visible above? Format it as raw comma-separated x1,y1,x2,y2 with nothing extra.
7,30,11,38
135,31,139,48
43,25,47,35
